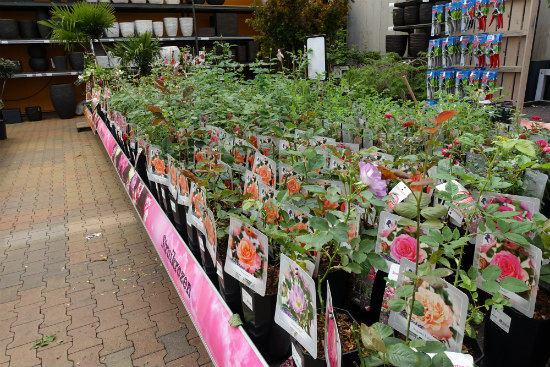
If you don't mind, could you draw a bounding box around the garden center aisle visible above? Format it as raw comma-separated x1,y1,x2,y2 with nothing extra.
0,117,212,367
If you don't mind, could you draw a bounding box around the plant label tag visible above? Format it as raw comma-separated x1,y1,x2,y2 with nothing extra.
292,344,303,367
217,261,224,281
388,2,395,7
490,306,511,333
386,182,411,210
198,237,205,252
241,289,253,311
170,200,176,212
387,26,394,31
161,188,165,199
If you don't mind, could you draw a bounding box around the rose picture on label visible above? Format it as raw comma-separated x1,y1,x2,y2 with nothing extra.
389,259,468,353
232,138,251,171
279,163,301,195
243,170,260,201
473,232,542,317
324,283,341,367
275,254,317,358
252,152,276,187
176,166,190,206
376,212,436,267
480,193,540,235
224,217,269,296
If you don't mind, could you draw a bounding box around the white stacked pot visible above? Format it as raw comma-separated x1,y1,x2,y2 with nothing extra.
163,17,178,37
149,0,164,3
135,20,153,35
111,0,129,3
130,0,147,3
119,22,135,37
105,22,120,38
153,22,164,37
179,17,193,37
165,0,180,3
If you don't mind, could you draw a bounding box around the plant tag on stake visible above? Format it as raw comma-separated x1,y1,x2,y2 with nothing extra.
291,343,303,367
490,306,511,333
217,261,224,282
275,254,318,358
436,180,474,226
241,288,253,310
386,182,412,210
324,282,342,367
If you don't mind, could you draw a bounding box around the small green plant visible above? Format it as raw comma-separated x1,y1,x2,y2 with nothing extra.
38,2,116,53
110,32,161,76
32,334,56,349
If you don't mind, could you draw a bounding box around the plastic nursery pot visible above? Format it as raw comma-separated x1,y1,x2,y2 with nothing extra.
403,4,419,25
291,308,359,367
158,183,175,223
215,250,242,316
316,269,350,310
240,285,291,364
392,8,404,26
483,288,550,367
168,194,188,241
186,222,202,262
385,35,408,57
348,269,388,326
196,231,218,288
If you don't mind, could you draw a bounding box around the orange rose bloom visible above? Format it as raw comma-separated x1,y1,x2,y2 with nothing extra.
250,136,258,148
170,165,177,186
322,198,339,211
192,193,204,218
237,238,261,274
412,288,454,341
244,226,258,239
178,175,188,195
234,150,245,164
256,165,272,185
153,157,166,175
264,201,279,224
290,222,308,233
286,176,301,194
245,182,259,200
205,215,216,246
347,222,358,243
229,237,234,250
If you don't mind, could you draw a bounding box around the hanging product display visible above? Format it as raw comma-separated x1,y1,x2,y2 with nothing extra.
481,70,498,99
455,69,469,98
461,0,476,32
475,0,491,31
489,0,505,30
442,69,457,94
485,33,502,68
468,69,482,89
431,4,445,36
426,70,441,100
460,35,474,66
445,2,463,35
473,34,487,67
428,39,442,69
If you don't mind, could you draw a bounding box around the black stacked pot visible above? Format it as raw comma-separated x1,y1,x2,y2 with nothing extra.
18,20,38,39
0,19,19,39
409,32,430,57
393,8,405,26
404,5,419,25
51,55,68,71
386,35,408,57
28,45,48,72
36,9,51,39
419,3,433,24
69,52,85,71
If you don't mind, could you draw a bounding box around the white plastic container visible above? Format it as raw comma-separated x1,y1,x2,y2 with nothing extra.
153,21,164,37
135,20,153,35
163,17,178,37
105,22,120,38
119,22,135,37
148,0,164,3
130,0,147,3
179,17,193,37
165,0,180,4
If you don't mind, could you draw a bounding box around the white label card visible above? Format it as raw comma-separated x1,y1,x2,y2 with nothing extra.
170,200,176,212
292,344,303,367
490,306,511,333
217,261,224,279
198,237,205,252
242,289,253,310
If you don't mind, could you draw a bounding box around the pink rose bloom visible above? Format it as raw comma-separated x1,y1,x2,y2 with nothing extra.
381,222,397,238
412,288,453,341
358,162,387,199
327,316,339,367
390,234,427,263
233,225,242,237
490,250,525,281
289,284,307,315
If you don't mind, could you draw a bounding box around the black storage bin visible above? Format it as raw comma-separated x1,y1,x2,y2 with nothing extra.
1,108,22,124
212,13,238,36
25,106,42,121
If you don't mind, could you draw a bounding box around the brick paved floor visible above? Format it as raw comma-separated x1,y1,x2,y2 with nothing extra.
0,117,212,367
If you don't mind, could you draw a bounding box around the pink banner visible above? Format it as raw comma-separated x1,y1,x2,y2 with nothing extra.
95,117,267,367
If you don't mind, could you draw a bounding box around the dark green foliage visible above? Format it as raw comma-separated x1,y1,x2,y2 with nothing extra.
110,32,160,76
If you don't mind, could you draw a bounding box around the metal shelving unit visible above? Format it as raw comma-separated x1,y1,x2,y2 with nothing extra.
10,71,82,79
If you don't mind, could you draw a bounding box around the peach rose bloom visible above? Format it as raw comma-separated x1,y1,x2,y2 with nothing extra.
153,157,166,175
170,165,177,186
237,238,261,274
286,176,301,194
178,175,188,195
245,182,259,200
412,287,453,341
205,216,216,246
256,164,272,185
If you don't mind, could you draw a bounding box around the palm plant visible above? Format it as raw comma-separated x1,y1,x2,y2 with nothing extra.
110,32,161,76
38,2,116,54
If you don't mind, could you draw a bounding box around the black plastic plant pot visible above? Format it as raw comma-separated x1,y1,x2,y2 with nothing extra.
69,52,85,71
0,19,20,39
316,269,349,309
36,9,51,39
18,20,38,39
393,8,405,27
248,319,291,364
159,184,174,222
408,33,429,58
419,3,433,24
462,336,484,366
483,292,550,367
240,285,276,330
348,269,388,326
385,35,408,57
25,106,42,121
216,251,242,316
148,179,159,201
404,5,419,25
196,231,218,288
49,84,76,119
291,308,359,367
29,57,48,71
135,152,148,184
52,56,68,71
169,194,188,239
186,224,202,262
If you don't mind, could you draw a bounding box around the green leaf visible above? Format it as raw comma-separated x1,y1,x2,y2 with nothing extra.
367,253,388,271
419,235,439,248
417,340,446,353
503,232,530,246
500,277,530,293
309,217,329,231
515,139,536,157
395,285,415,298
394,202,418,219
360,324,386,353
386,343,420,367
387,298,407,312
410,299,425,316
431,268,453,278
482,265,502,281
417,352,433,367
351,251,367,263
442,226,452,242
421,205,449,220
423,219,444,230
371,322,393,339
398,218,418,227
302,185,326,194
228,313,243,327
481,280,501,293
431,352,453,367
